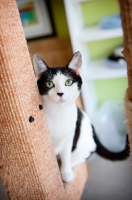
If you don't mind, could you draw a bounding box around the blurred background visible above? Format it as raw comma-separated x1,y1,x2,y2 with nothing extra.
0,0,132,199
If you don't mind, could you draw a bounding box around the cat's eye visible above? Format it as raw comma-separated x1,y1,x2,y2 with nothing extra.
65,79,73,86
46,81,54,88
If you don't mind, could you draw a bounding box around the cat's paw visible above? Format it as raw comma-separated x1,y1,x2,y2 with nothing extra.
61,170,75,182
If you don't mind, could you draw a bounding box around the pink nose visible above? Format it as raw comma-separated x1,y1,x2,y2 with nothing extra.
57,93,64,97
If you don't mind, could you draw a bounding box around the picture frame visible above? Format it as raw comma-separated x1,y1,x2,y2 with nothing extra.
17,0,55,39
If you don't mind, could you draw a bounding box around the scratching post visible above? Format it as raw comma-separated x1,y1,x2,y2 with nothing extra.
119,0,132,157
0,0,64,199
0,0,88,199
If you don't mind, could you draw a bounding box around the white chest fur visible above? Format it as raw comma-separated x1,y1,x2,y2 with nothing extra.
42,99,77,155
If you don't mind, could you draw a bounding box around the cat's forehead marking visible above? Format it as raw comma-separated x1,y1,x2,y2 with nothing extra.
53,71,68,82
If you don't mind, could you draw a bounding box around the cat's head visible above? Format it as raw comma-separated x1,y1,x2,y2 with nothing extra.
33,51,82,104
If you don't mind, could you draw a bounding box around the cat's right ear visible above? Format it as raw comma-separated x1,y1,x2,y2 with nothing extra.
68,51,82,75
33,54,48,79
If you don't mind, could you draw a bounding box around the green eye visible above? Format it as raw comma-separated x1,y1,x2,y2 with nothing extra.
46,81,54,88
65,79,73,86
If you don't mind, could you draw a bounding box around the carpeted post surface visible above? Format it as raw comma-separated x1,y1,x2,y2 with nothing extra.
0,0,64,199
119,0,132,158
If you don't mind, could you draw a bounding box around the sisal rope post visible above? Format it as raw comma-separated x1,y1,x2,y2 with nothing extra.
0,0,65,199
0,1,88,199
119,0,132,157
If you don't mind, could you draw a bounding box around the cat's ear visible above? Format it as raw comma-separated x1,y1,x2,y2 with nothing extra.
68,51,82,75
33,54,48,79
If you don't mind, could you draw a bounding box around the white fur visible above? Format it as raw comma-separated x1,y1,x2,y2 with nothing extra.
41,73,96,182
33,52,96,182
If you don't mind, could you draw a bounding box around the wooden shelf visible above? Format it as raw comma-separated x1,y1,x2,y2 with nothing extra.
78,26,123,42
84,59,127,80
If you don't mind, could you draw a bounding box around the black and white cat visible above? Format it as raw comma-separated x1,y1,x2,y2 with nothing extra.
33,51,96,182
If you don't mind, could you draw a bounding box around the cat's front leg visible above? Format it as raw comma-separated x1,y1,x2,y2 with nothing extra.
60,143,75,182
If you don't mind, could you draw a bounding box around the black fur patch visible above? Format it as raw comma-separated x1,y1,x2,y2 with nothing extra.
72,108,83,152
37,66,82,96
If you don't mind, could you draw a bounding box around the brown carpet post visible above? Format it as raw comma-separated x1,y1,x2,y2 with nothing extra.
0,0,65,199
0,0,88,199
119,0,132,158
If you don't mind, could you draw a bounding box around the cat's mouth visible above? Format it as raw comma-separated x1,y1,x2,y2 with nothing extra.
58,97,67,103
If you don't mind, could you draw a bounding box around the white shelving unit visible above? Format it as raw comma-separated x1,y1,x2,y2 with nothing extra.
85,59,127,80
77,26,123,42
63,0,126,118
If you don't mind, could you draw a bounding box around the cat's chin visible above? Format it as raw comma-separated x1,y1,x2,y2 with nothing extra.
58,98,67,103
45,97,68,105
57,99,68,105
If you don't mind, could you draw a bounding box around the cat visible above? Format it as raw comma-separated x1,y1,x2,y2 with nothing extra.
33,51,96,182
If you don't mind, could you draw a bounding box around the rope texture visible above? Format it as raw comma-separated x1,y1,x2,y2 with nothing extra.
119,0,132,157
0,0,64,199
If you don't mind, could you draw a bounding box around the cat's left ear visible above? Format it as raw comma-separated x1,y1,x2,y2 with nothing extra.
68,51,82,75
33,54,48,79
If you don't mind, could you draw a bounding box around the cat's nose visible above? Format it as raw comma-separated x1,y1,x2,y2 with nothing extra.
57,93,64,97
